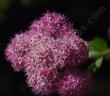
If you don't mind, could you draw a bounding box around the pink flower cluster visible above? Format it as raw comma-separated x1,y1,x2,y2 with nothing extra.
5,12,92,96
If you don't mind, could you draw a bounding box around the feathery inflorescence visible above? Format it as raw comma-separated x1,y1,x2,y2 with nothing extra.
5,11,92,96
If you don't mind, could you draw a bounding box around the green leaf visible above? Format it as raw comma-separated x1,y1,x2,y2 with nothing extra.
95,57,103,68
91,37,108,52
89,50,102,58
89,57,103,73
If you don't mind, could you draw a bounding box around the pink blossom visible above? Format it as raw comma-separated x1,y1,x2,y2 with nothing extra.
56,73,92,96
5,11,92,96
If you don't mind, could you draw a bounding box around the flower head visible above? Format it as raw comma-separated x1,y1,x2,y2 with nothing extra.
5,11,92,96
56,73,92,96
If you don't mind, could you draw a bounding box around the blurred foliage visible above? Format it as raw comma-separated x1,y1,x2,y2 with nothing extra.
90,37,108,52
89,35,110,73
0,13,6,23
19,0,54,8
19,0,38,7
0,0,14,23
89,57,103,72
20,0,32,6
0,0,53,23
0,0,11,11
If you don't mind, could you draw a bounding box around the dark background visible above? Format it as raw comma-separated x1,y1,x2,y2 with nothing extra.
0,0,110,96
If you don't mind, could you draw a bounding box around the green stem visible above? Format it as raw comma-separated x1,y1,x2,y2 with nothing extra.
89,49,110,60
